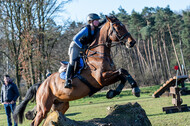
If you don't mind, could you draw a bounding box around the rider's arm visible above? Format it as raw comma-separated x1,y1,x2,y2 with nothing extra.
73,27,88,48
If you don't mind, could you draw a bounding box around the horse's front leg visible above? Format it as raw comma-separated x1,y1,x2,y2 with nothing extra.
102,68,140,98
119,68,140,97
101,70,122,85
101,69,126,99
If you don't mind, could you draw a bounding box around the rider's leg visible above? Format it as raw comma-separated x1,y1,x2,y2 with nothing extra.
65,41,81,88
65,63,74,88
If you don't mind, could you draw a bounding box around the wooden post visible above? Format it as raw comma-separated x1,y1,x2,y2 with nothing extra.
170,86,182,111
163,86,190,114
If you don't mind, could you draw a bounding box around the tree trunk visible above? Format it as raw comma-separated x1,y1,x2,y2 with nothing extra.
179,40,187,75
159,38,168,81
147,38,157,84
133,47,143,76
136,44,144,74
143,40,149,65
150,37,159,84
167,24,182,74
161,34,171,78
15,61,22,102
156,36,165,82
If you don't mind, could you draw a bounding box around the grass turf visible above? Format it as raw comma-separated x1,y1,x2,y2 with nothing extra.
0,83,190,126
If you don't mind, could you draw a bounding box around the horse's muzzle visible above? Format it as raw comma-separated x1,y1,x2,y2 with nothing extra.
126,40,136,48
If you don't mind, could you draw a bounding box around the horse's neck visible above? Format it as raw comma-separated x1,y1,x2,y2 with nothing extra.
92,40,110,54
89,23,111,56
87,23,115,71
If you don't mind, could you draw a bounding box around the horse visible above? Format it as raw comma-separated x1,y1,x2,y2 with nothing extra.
13,15,140,126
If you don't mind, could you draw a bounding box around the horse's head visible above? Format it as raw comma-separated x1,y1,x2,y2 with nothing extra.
105,15,136,48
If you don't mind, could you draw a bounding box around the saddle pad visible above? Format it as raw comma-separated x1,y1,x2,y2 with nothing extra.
76,57,84,74
60,71,66,80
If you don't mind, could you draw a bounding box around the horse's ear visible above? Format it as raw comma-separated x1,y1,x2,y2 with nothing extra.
105,15,112,22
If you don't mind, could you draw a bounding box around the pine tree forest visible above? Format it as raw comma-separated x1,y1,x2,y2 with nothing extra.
0,1,189,97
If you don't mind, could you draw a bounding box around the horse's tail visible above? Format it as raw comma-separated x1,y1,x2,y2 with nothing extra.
13,83,41,124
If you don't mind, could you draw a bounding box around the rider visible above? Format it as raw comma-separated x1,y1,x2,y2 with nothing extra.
64,13,106,88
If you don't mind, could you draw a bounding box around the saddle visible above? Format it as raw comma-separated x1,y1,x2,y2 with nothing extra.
59,57,85,80
59,53,101,96
59,56,101,96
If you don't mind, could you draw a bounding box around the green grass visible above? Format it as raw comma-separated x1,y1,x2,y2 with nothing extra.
0,83,190,126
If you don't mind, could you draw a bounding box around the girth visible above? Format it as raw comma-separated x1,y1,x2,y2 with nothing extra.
76,74,102,96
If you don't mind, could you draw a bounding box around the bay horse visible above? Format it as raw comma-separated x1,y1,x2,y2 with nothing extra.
14,15,140,126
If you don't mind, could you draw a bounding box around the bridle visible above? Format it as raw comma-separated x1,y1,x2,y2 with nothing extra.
89,21,131,49
84,21,131,69
108,21,131,46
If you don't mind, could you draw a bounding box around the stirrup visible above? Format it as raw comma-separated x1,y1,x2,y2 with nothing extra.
64,79,72,88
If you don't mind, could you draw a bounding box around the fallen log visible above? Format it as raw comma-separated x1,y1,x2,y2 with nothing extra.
42,102,151,126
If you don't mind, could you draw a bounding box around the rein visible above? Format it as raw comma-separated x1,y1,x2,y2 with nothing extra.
77,17,131,91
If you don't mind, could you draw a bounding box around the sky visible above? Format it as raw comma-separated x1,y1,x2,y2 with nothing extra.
55,0,190,25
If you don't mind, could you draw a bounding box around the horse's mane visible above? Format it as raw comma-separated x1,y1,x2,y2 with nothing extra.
90,16,115,47
107,15,118,22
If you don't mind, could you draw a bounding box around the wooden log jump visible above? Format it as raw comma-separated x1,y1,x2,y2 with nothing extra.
152,75,190,114
152,75,188,98
162,86,190,114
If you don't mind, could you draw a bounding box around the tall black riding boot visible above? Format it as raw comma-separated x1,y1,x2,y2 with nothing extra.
64,64,74,88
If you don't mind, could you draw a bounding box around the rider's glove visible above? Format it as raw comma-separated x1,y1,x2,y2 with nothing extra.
82,45,88,52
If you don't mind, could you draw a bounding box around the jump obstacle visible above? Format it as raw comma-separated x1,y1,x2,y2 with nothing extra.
152,75,189,98
152,75,190,114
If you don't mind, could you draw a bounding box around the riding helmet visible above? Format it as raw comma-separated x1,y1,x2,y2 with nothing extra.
87,13,100,22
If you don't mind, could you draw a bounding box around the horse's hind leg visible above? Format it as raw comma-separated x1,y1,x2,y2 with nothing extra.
31,110,43,126
52,101,69,115
32,103,52,126
41,101,69,126
32,98,53,126
25,106,37,120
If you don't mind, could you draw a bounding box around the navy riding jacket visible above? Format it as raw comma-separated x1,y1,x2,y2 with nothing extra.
1,81,19,103
73,18,107,48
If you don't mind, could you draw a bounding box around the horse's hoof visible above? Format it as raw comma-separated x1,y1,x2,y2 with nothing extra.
106,90,119,99
132,87,140,97
106,90,115,99
25,110,36,120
